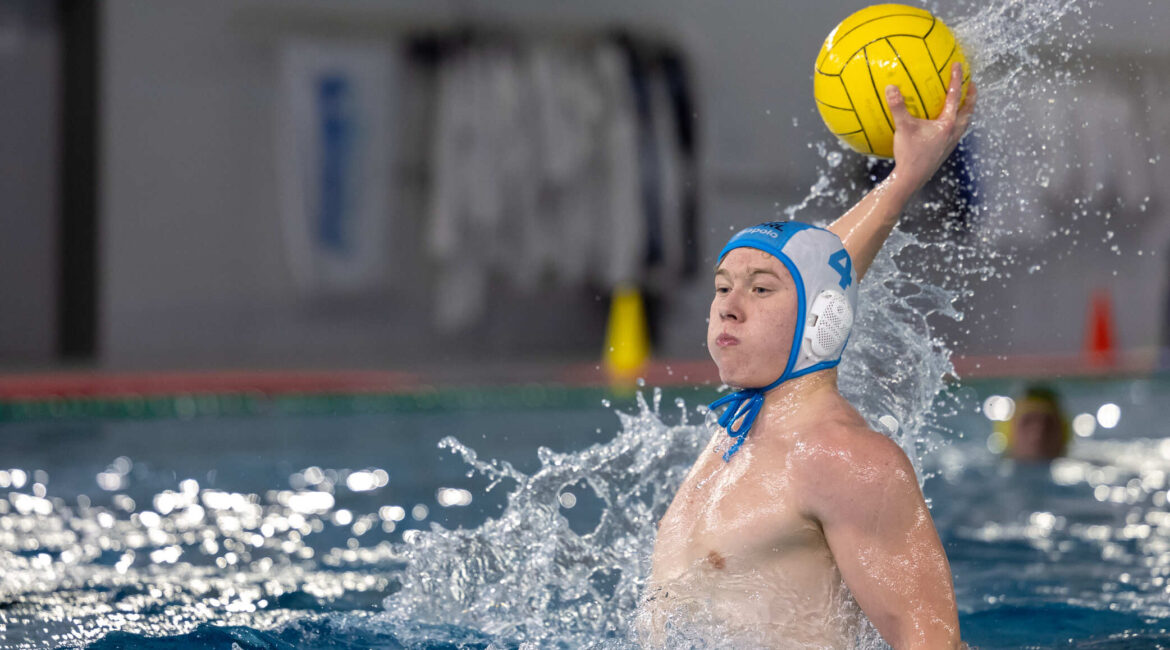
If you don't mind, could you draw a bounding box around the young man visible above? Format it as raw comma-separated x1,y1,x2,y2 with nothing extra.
646,63,977,648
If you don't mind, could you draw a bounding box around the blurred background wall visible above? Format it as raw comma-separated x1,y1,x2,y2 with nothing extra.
0,0,59,364
3,0,1170,374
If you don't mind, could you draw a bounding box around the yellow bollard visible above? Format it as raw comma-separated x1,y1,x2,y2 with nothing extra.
603,285,651,389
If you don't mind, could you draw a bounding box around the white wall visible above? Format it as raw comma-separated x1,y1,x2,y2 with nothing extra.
97,0,1170,370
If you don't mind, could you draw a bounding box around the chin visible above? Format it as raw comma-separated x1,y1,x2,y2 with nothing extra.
716,359,783,389
713,362,752,389
710,350,747,387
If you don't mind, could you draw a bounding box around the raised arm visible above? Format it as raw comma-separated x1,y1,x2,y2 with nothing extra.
827,62,977,280
803,430,964,649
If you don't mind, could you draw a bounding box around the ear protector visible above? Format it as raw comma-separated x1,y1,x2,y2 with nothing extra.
804,289,854,359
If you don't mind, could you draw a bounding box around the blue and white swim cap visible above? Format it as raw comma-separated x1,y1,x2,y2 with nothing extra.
709,221,859,460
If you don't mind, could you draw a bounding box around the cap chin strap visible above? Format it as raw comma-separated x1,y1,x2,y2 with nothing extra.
707,374,786,462
708,358,844,461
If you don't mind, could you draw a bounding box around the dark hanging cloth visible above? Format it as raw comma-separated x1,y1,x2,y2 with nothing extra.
659,50,700,277
614,34,665,270
612,32,700,280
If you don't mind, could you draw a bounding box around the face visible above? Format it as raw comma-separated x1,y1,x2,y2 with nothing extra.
707,248,800,388
1009,407,1065,461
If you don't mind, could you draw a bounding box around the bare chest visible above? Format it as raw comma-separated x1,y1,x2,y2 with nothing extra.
653,446,829,579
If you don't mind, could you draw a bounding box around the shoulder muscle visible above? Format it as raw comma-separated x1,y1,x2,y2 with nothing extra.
795,424,920,526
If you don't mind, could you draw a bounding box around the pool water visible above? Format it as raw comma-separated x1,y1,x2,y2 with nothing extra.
925,379,1170,649
0,387,683,649
2,378,1170,649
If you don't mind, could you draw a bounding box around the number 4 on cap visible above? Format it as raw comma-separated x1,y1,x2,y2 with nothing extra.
828,249,852,290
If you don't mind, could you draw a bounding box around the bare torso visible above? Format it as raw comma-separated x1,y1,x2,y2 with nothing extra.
644,390,868,648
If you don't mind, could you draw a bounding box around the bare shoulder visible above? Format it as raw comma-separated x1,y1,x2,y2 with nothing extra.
792,408,914,477
790,413,922,522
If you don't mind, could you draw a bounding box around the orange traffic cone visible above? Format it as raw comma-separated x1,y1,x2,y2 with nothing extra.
1085,289,1116,368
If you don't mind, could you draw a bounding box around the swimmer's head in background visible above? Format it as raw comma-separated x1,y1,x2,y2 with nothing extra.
997,385,1070,461
708,221,859,460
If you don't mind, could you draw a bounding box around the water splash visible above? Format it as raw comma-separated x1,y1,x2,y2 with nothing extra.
793,0,1105,350
788,0,1096,469
382,390,704,647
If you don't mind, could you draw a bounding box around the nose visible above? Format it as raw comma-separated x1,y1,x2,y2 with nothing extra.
719,290,744,322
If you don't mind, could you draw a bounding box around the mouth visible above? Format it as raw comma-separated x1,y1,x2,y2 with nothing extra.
715,333,739,347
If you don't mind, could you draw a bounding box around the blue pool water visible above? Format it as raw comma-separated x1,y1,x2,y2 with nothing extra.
2,378,1170,649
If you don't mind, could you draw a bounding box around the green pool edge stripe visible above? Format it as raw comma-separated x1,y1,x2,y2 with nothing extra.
0,384,726,423
8,374,1157,423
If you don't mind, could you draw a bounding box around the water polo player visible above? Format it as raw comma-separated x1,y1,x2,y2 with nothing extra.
645,63,976,649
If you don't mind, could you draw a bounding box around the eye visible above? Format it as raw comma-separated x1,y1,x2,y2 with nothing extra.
752,286,773,295
714,286,730,295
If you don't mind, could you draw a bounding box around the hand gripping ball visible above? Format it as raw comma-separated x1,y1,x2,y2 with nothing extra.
814,3,969,158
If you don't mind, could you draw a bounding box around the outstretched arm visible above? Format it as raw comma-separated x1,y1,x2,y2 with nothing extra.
828,62,978,280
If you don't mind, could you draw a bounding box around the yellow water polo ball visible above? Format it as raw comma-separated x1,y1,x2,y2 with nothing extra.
814,3,969,158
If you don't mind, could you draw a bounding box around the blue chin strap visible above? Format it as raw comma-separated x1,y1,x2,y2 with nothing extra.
708,375,786,461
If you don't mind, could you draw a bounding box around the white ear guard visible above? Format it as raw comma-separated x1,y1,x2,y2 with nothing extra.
804,290,854,360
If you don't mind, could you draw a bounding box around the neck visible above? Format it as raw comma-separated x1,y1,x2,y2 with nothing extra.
709,367,842,461
758,368,840,424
